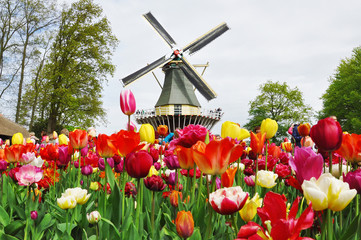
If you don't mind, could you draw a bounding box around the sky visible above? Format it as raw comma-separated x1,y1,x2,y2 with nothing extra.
64,0,361,135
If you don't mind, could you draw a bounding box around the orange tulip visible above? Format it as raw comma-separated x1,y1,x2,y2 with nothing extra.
96,134,117,158
169,190,182,208
175,146,194,170
157,125,168,137
176,211,194,239
0,149,4,160
192,138,243,175
249,132,266,155
336,133,361,163
298,123,311,137
112,130,140,157
281,142,293,152
267,144,281,158
69,129,88,149
221,167,237,187
4,145,24,163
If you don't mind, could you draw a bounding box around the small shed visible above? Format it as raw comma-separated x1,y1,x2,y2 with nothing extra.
0,114,29,140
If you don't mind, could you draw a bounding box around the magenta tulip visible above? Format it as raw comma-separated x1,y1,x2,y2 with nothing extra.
310,117,343,151
343,169,361,194
120,89,136,116
125,150,153,178
289,147,323,185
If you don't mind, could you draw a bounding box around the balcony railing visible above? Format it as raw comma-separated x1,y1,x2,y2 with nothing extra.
134,107,224,120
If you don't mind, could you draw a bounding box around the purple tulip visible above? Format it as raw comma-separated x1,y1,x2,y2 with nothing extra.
167,171,178,186
58,146,71,168
216,177,221,190
289,147,323,185
0,160,8,171
81,146,88,156
164,154,180,170
343,169,361,194
120,89,136,116
114,161,124,173
153,162,161,171
98,158,105,171
81,165,93,176
31,211,38,220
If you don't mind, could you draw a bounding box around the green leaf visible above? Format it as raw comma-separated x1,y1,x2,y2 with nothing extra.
105,159,115,191
57,223,77,233
340,214,361,240
0,205,10,226
188,228,202,240
101,218,121,239
4,220,24,235
38,213,55,234
159,226,179,239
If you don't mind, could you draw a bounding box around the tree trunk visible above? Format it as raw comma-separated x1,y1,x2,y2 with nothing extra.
15,37,28,123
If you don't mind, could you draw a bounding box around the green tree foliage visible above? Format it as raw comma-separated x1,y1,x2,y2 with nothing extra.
245,80,313,141
320,47,361,133
35,0,118,132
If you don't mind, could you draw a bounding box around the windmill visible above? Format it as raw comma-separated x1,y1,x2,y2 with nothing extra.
122,12,229,132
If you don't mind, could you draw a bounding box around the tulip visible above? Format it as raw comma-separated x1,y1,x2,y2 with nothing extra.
157,125,168,137
171,124,208,148
260,118,278,139
144,175,166,191
147,165,158,177
221,167,237,188
69,129,88,149
12,132,24,145
125,150,153,178
0,160,8,171
62,187,91,205
244,176,255,187
163,153,180,170
57,195,77,209
302,173,357,211
96,134,117,158
209,186,248,215
120,89,136,116
289,147,323,185
15,165,43,186
81,165,93,176
4,144,24,163
175,145,194,170
298,123,311,137
112,130,140,157
310,117,343,151
192,138,244,175
57,145,71,168
267,143,281,158
87,211,101,224
221,121,250,140
175,211,194,239
249,132,266,155
58,134,68,145
89,182,100,191
256,170,278,188
281,141,292,152
343,169,361,194
169,190,182,207
336,133,361,163
30,211,38,220
239,193,262,222
139,124,155,144
21,152,36,164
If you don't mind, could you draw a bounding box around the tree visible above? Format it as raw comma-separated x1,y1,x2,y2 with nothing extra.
320,46,361,134
245,80,313,141
40,0,118,132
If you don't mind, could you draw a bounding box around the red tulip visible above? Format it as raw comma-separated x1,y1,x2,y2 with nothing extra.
221,167,237,188
192,138,243,175
297,123,311,137
175,145,194,170
112,130,140,157
310,117,343,151
125,150,152,178
144,175,166,191
69,129,88,149
120,89,136,116
96,134,117,158
267,143,281,158
249,132,266,155
4,145,24,163
336,133,361,163
175,211,194,239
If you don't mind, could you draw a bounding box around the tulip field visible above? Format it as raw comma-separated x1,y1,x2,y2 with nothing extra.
0,116,361,239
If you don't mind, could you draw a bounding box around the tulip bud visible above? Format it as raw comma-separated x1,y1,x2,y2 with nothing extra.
30,211,38,220
90,182,100,191
169,190,182,208
157,125,168,137
87,211,101,224
12,132,24,145
297,123,311,137
144,175,166,191
176,211,194,239
221,121,250,140
139,124,155,144
120,89,136,116
260,118,278,139
256,170,278,188
58,134,68,145
125,150,153,178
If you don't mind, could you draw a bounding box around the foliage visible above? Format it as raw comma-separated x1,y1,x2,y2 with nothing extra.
245,80,313,142
320,46,361,134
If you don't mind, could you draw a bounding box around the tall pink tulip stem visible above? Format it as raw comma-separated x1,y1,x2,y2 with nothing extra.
128,115,131,131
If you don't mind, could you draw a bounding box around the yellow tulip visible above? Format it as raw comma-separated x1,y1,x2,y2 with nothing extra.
301,173,357,211
139,124,155,144
260,118,278,139
221,121,250,140
62,187,91,205
89,182,100,191
12,132,23,145
147,165,159,177
57,196,77,209
58,134,68,145
239,193,263,222
256,170,278,188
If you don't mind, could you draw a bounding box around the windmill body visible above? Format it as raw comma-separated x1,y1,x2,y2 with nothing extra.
122,12,228,132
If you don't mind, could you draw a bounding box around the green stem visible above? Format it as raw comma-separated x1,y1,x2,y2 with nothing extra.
135,178,143,231
96,223,99,240
232,214,238,237
151,191,155,239
204,176,217,239
236,158,241,186
328,151,333,175
103,157,108,216
265,141,268,170
327,209,333,240
175,168,179,191
197,171,204,209
66,210,69,235
191,164,197,204
121,173,126,223
254,158,259,195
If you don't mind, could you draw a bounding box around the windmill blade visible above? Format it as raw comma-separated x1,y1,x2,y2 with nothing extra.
182,22,229,55
179,57,217,101
143,12,177,48
122,56,173,86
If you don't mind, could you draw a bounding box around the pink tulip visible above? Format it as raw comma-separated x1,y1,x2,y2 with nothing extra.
120,89,136,116
289,147,323,185
15,165,43,186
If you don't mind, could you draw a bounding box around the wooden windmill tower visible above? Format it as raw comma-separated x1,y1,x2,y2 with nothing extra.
121,12,229,132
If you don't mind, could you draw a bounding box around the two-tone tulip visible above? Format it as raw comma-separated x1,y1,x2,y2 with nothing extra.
157,125,168,137
69,129,88,149
260,118,278,139
176,211,194,239
139,124,155,144
249,132,266,155
120,89,136,116
209,186,248,215
298,123,311,137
